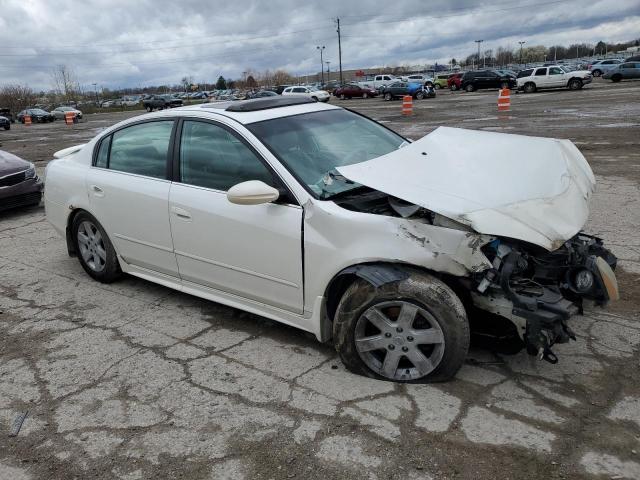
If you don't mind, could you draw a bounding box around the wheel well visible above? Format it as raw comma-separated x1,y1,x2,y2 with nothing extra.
65,208,86,256
324,262,451,322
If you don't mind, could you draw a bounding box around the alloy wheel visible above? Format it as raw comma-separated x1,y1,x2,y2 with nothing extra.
354,301,445,381
77,220,107,272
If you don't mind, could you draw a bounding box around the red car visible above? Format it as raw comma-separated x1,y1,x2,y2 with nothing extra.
333,84,378,99
447,73,463,91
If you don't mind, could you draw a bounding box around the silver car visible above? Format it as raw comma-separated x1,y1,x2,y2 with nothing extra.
602,62,640,82
52,106,83,120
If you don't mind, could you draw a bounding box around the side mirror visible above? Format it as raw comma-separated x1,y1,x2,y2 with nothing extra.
227,180,280,205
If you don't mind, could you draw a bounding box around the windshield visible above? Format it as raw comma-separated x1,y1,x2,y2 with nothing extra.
248,109,406,199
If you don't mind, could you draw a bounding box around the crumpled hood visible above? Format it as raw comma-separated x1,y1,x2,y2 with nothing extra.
0,149,30,176
337,127,596,251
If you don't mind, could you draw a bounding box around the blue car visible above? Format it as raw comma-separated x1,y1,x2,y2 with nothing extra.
380,81,436,100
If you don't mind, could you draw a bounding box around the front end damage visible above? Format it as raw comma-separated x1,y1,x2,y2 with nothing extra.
471,233,618,362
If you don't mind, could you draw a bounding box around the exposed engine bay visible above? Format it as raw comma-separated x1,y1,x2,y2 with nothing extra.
334,188,619,363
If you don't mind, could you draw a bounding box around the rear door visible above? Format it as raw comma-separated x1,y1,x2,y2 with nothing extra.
87,119,179,277
533,68,548,87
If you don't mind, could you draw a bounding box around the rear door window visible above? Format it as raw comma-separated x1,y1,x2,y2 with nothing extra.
535,68,548,76
106,121,174,179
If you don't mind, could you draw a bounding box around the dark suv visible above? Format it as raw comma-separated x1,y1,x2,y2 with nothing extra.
460,70,517,92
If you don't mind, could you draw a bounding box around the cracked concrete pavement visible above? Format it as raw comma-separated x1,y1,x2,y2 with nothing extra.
1,79,639,479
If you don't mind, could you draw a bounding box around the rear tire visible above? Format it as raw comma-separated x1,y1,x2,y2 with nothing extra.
340,94,346,100
591,69,602,77
146,106,153,112
450,84,458,91
434,83,441,89
333,271,469,382
3,125,9,130
72,211,122,283
363,92,369,99
384,92,392,101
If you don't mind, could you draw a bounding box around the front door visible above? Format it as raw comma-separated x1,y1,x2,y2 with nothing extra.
547,67,566,87
87,120,179,277
168,119,304,313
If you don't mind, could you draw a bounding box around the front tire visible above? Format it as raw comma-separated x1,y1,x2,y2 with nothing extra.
3,125,9,130
415,91,425,100
362,92,369,99
339,94,346,100
333,271,470,382
523,82,537,93
465,83,475,92
72,212,121,283
591,69,602,77
611,74,622,83
568,78,583,90
384,92,392,101
146,106,153,112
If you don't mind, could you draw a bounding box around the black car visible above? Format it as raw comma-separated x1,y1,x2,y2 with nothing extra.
460,70,517,92
0,108,14,123
17,108,55,123
0,115,10,130
380,81,436,100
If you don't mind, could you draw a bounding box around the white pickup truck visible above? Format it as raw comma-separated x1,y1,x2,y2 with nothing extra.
356,74,398,90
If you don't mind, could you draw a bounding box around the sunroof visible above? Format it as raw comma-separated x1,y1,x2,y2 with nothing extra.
225,96,316,112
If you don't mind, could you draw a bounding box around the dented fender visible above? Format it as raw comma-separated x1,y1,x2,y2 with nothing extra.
303,200,493,312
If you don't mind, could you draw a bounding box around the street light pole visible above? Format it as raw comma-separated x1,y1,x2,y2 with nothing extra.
475,40,483,70
92,83,98,104
316,46,325,84
518,41,526,66
325,61,331,82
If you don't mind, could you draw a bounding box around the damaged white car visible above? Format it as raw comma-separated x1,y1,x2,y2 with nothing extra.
44,96,619,382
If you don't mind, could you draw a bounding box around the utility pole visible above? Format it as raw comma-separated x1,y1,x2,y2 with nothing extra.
475,40,483,70
576,44,579,59
325,61,331,82
335,17,343,85
518,41,526,66
92,83,98,104
316,45,325,84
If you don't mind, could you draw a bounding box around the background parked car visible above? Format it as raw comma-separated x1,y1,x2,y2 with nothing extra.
460,70,517,92
0,108,15,123
433,74,450,89
333,84,378,99
448,73,463,90
588,59,623,77
142,94,183,111
0,149,42,212
245,90,278,99
282,86,330,102
401,74,435,87
17,108,55,123
517,65,592,93
0,115,10,130
52,106,83,120
380,81,435,100
603,62,640,82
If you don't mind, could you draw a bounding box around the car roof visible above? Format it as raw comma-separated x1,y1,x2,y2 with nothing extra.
160,97,339,125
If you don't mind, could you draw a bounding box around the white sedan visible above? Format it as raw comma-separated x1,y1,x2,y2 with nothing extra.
281,86,330,102
44,96,618,382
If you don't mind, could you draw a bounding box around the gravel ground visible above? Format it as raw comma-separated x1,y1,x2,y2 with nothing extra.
0,78,639,480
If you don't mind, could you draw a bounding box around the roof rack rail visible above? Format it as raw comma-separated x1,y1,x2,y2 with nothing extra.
225,96,316,112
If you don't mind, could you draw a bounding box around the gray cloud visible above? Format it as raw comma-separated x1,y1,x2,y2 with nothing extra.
0,0,638,90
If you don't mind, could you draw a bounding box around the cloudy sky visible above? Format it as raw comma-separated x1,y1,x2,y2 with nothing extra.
0,0,638,91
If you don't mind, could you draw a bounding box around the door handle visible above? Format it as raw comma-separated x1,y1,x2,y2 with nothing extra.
171,206,191,219
90,185,104,197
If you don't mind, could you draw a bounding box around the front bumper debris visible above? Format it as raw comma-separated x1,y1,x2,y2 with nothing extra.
473,232,618,363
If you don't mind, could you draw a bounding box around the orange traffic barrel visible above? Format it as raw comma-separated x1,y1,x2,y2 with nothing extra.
64,111,76,125
24,115,32,126
498,88,511,111
402,95,413,115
